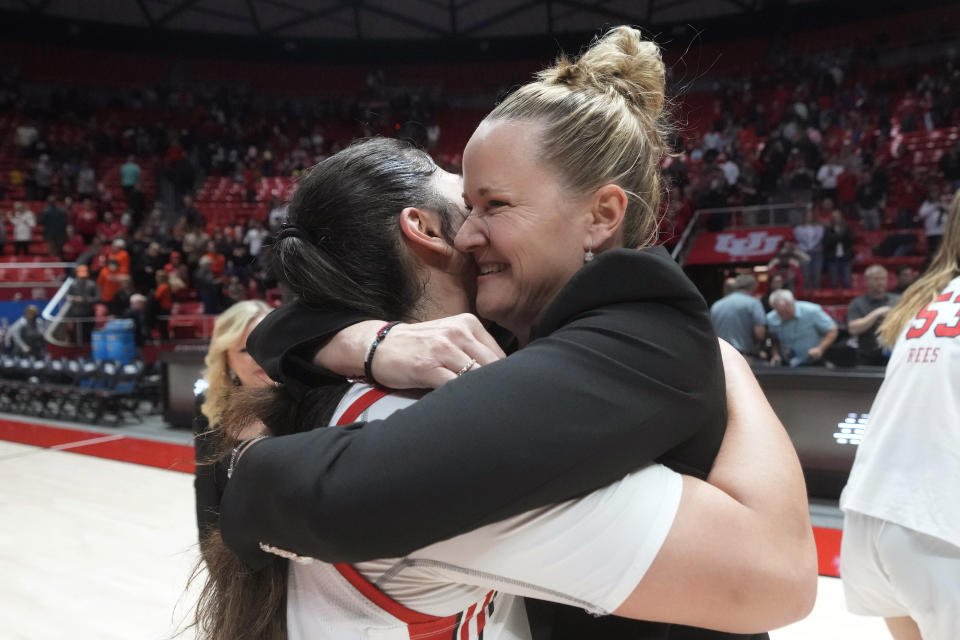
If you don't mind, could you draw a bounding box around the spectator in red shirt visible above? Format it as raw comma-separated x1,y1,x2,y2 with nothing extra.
203,240,226,277
96,211,125,241
815,196,838,224
96,181,113,211
767,240,809,292
107,238,131,275
165,143,185,166
75,197,99,244
61,225,86,263
892,170,923,229
836,167,858,217
154,270,173,310
166,250,183,273
90,235,111,275
97,258,123,304
164,251,191,296
151,271,173,339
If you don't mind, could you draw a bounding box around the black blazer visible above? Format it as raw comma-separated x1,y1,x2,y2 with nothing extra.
193,395,228,551
224,247,765,639
822,224,854,261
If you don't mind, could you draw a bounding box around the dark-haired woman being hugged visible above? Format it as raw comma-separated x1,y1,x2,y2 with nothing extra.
207,27,816,640
840,191,960,640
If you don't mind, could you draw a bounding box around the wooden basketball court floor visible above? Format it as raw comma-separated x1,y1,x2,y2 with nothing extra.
0,416,887,640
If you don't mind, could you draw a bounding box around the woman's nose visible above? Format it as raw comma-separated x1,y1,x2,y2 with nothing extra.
454,214,486,253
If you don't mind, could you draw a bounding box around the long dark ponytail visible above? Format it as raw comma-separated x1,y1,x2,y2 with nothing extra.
271,137,459,318
190,138,461,640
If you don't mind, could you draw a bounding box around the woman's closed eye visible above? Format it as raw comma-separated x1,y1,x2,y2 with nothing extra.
473,200,509,214
463,197,509,216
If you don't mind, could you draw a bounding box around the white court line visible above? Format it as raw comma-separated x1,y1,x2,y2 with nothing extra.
0,436,127,461
51,433,127,450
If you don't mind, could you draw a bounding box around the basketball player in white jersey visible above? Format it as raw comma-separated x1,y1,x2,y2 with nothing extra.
841,190,960,640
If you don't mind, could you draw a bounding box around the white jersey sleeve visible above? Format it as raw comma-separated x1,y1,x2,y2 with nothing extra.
396,464,681,616
330,384,683,616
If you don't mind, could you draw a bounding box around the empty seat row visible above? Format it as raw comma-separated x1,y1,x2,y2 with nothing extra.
0,356,160,426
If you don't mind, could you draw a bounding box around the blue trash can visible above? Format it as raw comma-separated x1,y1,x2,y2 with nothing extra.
96,319,136,364
91,330,109,361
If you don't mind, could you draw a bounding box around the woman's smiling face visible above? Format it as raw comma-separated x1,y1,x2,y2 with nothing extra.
456,119,592,341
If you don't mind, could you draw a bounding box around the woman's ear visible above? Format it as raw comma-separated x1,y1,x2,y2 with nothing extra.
399,207,454,258
586,183,628,250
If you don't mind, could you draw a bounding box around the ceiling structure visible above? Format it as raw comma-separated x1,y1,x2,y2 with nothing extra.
0,0,809,42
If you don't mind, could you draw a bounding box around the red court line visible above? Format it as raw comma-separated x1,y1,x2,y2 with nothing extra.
813,526,843,578
0,418,195,473
71,437,195,473
0,418,106,448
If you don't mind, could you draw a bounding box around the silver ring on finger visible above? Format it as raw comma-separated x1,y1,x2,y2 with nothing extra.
456,358,477,377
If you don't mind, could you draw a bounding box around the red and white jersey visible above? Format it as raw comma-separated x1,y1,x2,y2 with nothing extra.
288,560,522,640
284,384,683,640
841,275,960,549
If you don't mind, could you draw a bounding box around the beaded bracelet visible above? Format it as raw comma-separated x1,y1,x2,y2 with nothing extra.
363,321,401,386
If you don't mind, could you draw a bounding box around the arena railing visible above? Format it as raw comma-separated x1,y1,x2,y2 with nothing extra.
671,202,811,266
0,261,72,340
42,276,84,347
41,277,218,347
0,261,73,288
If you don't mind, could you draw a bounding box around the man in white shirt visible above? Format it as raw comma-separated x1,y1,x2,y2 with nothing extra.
244,219,269,257
816,157,844,201
719,154,740,186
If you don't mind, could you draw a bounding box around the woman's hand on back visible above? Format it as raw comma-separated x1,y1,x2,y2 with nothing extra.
314,314,505,389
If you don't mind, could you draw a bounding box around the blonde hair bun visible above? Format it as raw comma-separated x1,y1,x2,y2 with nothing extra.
539,26,665,121
488,24,670,248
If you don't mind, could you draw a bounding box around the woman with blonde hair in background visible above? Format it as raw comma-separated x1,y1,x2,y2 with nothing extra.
840,190,960,640
194,299,273,556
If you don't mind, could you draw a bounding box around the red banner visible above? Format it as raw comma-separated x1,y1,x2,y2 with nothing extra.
685,226,796,265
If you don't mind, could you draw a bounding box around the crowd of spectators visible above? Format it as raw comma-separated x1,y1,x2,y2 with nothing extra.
659,32,960,260
1,64,447,207
0,188,281,343
0,63,452,343
0,18,957,349
712,274,839,367
711,261,920,369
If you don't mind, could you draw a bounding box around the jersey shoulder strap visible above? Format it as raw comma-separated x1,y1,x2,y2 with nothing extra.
331,387,496,639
